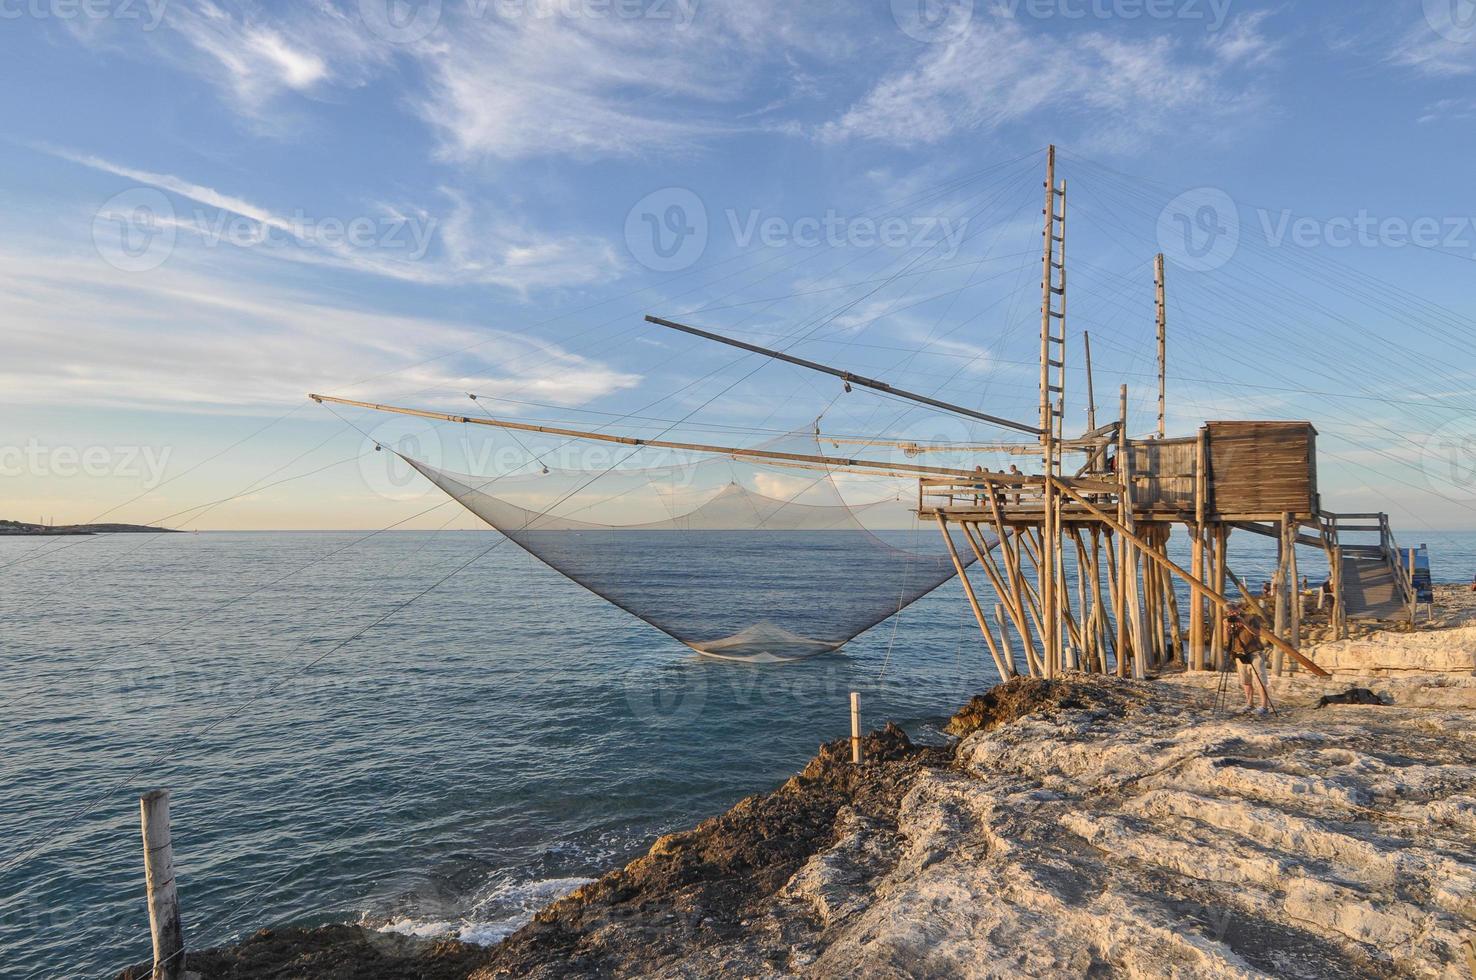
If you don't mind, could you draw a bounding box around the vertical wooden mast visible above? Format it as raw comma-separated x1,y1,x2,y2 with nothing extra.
1083,331,1097,434
1038,145,1067,676
1154,252,1167,440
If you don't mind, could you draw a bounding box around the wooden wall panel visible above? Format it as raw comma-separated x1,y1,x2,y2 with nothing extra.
1204,422,1317,517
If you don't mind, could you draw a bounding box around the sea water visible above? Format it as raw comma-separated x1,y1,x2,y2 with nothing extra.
2,528,1473,977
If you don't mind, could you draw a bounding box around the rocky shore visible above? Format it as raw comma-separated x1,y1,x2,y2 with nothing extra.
0,519,179,535
118,655,1476,979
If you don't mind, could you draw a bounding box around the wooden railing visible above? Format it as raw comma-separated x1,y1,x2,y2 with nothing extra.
917,474,1117,515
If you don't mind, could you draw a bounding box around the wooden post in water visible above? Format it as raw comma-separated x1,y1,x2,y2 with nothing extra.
140,789,185,980
849,692,862,765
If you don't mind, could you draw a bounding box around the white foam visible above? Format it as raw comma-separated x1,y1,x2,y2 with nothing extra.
369,875,595,947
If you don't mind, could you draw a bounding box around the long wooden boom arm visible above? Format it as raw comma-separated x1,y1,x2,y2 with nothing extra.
645,315,1043,437
307,394,980,479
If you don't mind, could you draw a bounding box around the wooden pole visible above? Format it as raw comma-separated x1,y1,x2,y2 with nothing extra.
307,394,981,480
994,604,1014,672
1048,477,1330,677
1163,553,1183,666
850,692,862,764
979,483,1043,675
1083,332,1097,433
1273,513,1290,676
1154,252,1167,440
960,522,1027,678
1038,145,1060,679
1288,522,1302,672
1212,525,1229,669
1190,524,1205,670
934,516,1012,681
140,790,185,980
1117,386,1147,679
1191,428,1208,670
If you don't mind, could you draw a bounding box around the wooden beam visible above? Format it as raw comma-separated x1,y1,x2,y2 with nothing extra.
308,394,978,479
934,516,1013,681
644,316,1041,436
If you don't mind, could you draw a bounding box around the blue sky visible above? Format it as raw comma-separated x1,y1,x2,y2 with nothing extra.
3,0,1476,531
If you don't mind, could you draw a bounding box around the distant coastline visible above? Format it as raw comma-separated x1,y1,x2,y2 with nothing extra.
0,520,180,536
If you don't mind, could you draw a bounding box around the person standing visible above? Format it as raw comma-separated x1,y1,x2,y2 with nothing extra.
1224,606,1273,715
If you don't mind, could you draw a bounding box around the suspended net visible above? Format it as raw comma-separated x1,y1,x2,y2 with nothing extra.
404,431,983,662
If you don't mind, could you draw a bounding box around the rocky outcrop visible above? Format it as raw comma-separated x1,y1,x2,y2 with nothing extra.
121,677,1476,979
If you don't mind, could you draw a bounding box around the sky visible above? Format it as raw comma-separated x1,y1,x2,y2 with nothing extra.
3,0,1476,532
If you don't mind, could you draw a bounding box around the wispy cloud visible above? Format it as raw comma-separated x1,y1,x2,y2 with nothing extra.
1391,20,1476,76
817,13,1272,152
0,249,642,413
160,0,385,117
52,147,624,292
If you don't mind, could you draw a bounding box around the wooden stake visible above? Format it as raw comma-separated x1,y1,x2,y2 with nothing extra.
140,790,185,980
850,692,862,765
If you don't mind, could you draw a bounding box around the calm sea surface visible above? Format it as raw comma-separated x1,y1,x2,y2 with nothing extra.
3,527,1474,978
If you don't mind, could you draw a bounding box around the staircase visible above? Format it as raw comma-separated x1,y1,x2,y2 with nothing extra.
1322,513,1416,624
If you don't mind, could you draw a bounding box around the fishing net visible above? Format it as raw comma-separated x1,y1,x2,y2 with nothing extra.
403,432,981,662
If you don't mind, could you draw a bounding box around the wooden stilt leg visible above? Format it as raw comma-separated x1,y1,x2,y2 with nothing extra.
934,515,1012,681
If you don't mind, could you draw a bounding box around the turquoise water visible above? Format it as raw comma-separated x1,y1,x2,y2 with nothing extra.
2,527,1473,977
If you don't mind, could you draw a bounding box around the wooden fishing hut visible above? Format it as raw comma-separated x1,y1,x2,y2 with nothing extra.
913,147,1415,682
